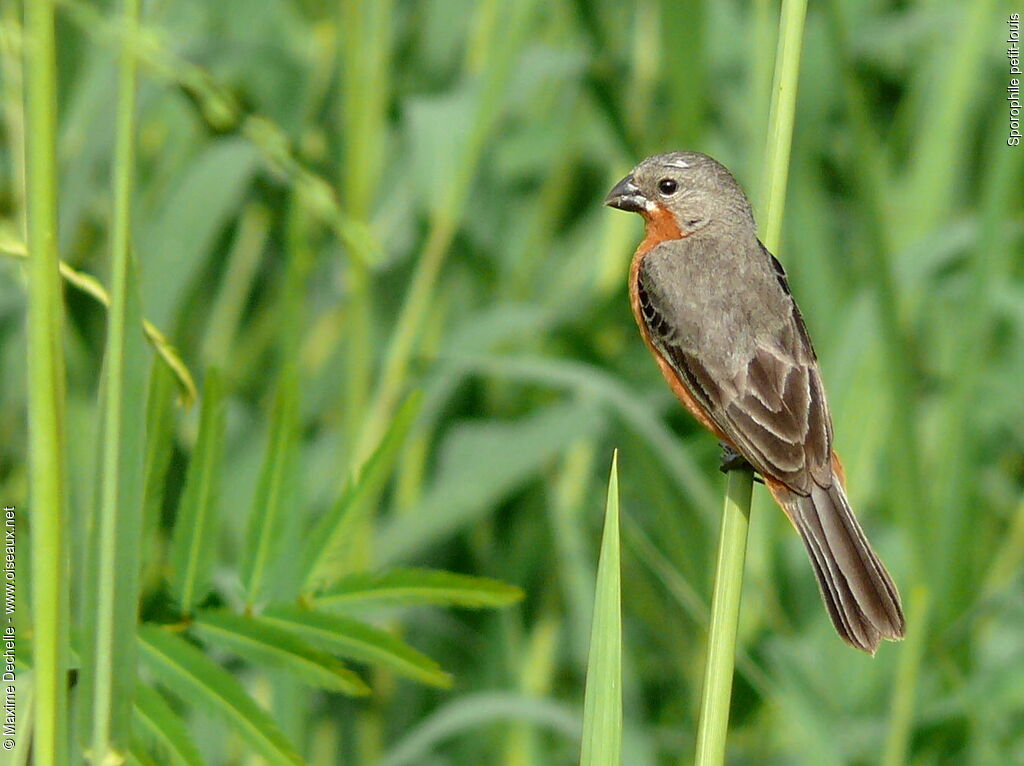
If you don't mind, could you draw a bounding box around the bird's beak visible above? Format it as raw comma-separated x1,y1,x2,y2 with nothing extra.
604,173,648,212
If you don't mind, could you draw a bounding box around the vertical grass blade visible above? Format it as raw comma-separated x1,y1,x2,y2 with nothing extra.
81,0,145,759
241,371,299,607
141,361,176,559
693,470,753,766
23,0,69,761
579,452,622,766
299,392,422,591
338,0,392,452
169,370,226,614
758,0,809,249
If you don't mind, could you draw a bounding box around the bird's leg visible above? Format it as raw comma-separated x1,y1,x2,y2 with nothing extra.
718,443,764,483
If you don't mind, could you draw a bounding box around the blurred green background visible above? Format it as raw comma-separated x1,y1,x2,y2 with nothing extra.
2,0,1023,763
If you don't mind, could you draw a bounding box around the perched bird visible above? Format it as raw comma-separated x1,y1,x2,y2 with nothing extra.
605,151,905,653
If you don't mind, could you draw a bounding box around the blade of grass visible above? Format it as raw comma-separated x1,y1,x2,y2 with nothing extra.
693,469,754,766
23,0,69,760
133,683,205,766
82,0,145,758
375,400,606,564
241,370,299,608
200,203,270,367
169,371,226,614
138,626,304,765
433,353,717,515
378,692,579,766
311,568,524,612
579,452,622,766
262,605,453,689
141,361,176,566
338,0,391,453
191,611,370,696
299,392,422,592
758,0,808,248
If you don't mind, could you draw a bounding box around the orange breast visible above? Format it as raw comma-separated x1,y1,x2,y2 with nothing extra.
637,204,684,256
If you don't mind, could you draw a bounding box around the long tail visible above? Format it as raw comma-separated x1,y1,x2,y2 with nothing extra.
768,476,905,654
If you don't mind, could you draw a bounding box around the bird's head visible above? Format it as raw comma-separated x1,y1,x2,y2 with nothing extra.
604,151,755,239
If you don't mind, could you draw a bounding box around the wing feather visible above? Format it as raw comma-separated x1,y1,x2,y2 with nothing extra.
638,242,832,494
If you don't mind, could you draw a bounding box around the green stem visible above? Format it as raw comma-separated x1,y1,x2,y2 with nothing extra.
23,0,69,762
339,0,391,455
759,0,809,250
89,0,142,758
693,469,753,766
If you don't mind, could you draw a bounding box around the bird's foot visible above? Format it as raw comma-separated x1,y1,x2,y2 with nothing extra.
718,443,764,483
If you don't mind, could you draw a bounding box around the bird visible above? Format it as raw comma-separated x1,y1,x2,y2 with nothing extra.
604,151,905,653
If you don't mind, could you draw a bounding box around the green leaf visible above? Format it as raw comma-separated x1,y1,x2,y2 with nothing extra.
240,371,299,606
312,568,523,612
191,610,370,696
81,252,148,758
139,138,259,327
142,361,177,547
137,626,303,765
579,452,622,766
262,604,452,688
375,400,605,564
169,371,226,614
300,392,423,591
127,744,163,766
133,683,205,766
432,354,717,516
378,691,580,766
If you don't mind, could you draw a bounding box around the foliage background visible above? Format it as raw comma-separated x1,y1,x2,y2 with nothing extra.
2,0,1022,763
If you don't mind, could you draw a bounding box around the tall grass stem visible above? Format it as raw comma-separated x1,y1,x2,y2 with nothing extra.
23,0,69,761
87,0,144,758
693,469,752,766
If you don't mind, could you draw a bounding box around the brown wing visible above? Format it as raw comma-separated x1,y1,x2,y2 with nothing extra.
637,243,833,494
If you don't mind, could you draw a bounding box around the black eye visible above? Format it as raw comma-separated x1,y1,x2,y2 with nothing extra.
658,178,678,195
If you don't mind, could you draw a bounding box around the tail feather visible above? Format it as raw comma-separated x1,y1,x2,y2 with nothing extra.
772,477,905,654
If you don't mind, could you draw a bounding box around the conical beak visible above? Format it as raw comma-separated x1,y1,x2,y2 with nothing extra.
604,173,648,212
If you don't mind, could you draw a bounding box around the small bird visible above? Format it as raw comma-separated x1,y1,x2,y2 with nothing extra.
605,151,905,653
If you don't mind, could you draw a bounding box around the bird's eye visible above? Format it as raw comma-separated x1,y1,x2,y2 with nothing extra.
657,178,678,196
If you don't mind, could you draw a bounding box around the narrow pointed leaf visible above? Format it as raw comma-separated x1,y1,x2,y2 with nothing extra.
81,250,147,762
580,452,622,766
192,610,370,696
142,361,177,542
138,626,303,765
240,371,299,606
312,568,524,612
300,392,422,590
263,604,452,688
127,745,162,766
169,371,226,613
133,683,205,766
